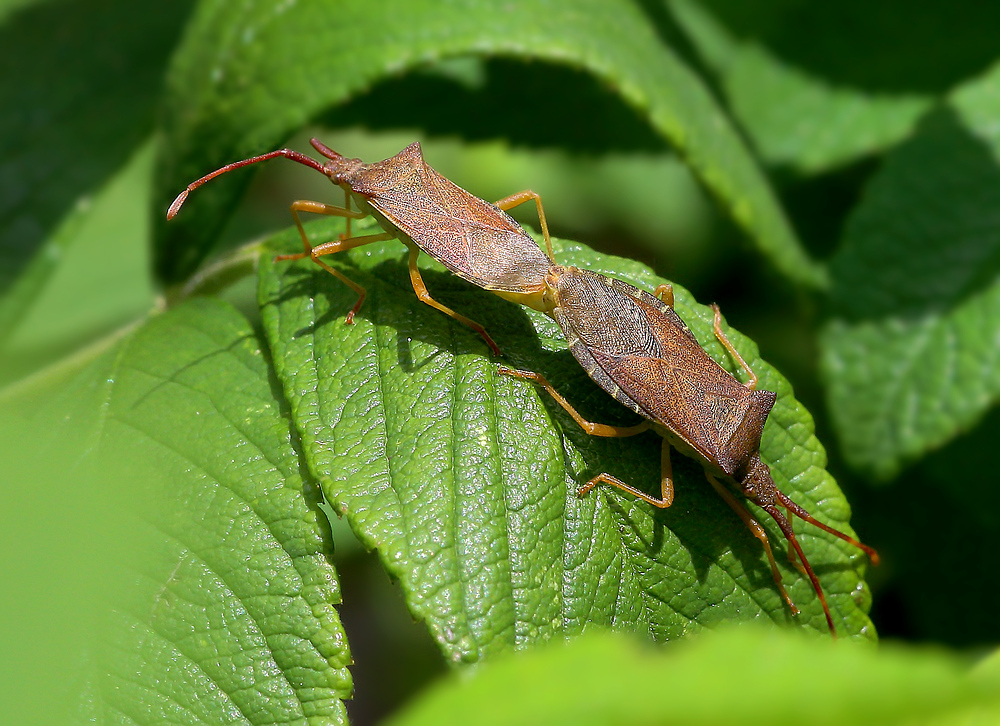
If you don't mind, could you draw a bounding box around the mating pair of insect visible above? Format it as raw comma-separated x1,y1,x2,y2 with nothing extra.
169,139,878,637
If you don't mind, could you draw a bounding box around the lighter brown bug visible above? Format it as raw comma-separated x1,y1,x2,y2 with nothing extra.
168,140,556,356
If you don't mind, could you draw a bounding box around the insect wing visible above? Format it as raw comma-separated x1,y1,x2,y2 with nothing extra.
348,143,550,293
553,268,757,475
589,347,751,475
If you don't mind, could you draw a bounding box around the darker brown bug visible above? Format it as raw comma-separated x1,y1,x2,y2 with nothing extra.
502,265,878,636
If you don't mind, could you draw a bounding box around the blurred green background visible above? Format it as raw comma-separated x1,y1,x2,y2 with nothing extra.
3,0,1000,724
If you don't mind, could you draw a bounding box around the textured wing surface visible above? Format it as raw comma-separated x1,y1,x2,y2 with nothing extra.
347,143,550,293
553,267,770,475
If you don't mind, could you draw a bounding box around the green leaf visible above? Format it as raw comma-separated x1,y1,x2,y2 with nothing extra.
0,0,192,317
820,61,1000,480
0,139,156,384
670,0,928,174
0,330,140,725
260,217,873,666
385,628,1000,726
975,646,1000,682
1,300,351,725
720,49,928,175
157,0,820,288
670,0,999,175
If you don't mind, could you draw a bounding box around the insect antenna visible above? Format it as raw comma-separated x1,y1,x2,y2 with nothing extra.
310,137,347,160
167,149,327,219
773,490,880,566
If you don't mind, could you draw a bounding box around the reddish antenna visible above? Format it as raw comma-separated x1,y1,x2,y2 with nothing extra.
167,149,327,220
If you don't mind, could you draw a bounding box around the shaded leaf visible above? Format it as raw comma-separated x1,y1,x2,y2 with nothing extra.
327,57,667,155
158,0,819,288
821,62,1000,480
851,406,1000,646
0,0,192,327
670,0,999,174
386,628,1000,726
259,218,873,666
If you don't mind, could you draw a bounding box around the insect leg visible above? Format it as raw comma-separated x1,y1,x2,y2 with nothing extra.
591,436,678,507
710,303,758,390
404,242,502,356
501,368,684,507
275,200,392,323
654,284,674,307
657,438,676,506
493,190,554,262
342,188,354,238
704,472,800,616
578,472,679,508
497,366,650,437
783,505,808,576
277,198,367,259
759,501,837,636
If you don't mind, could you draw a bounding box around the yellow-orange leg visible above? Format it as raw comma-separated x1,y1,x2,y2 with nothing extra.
654,284,674,307
497,366,674,504
340,188,354,238
704,473,799,615
710,303,758,390
405,242,502,357
498,366,650,437
273,199,392,323
494,189,554,262
578,437,677,507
